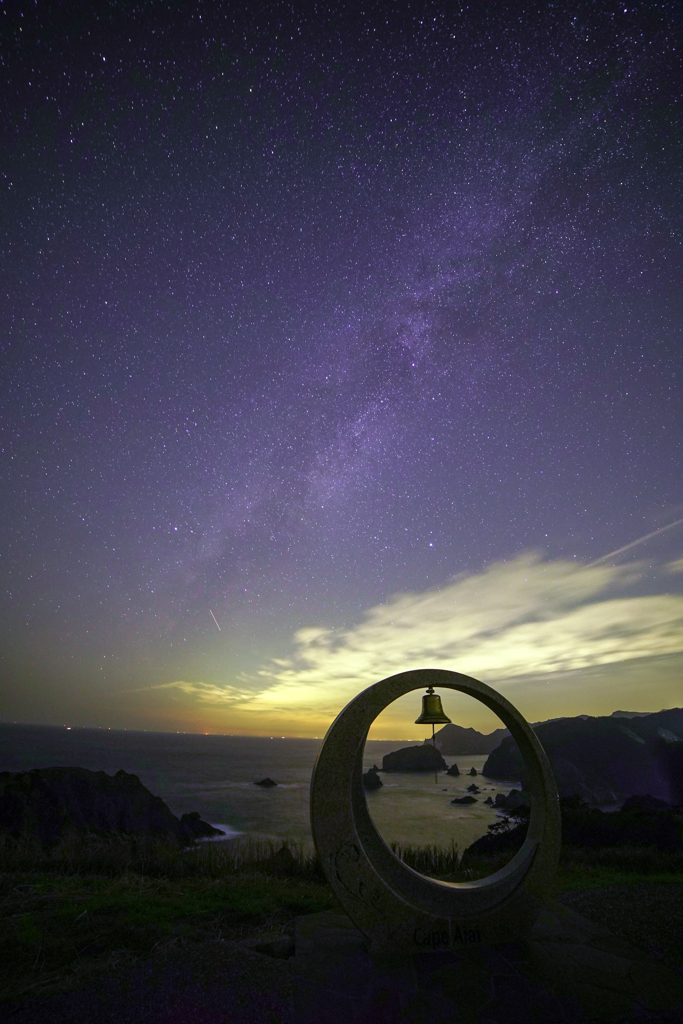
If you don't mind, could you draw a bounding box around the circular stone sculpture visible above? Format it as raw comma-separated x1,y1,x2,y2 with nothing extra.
310,669,560,952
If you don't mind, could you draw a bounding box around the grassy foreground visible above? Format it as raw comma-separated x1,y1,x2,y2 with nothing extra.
1,833,681,1004
0,834,334,1003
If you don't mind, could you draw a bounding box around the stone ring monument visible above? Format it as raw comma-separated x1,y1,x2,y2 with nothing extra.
310,668,560,952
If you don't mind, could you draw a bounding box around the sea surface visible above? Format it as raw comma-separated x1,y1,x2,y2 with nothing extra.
0,723,522,854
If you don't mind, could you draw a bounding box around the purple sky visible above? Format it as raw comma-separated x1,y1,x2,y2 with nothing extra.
2,1,682,736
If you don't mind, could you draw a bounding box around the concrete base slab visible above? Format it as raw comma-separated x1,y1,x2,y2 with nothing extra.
290,902,683,1023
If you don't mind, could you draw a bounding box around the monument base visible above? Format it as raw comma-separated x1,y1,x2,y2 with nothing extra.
291,901,683,1023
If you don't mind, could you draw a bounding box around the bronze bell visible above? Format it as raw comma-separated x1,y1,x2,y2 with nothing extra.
414,686,452,725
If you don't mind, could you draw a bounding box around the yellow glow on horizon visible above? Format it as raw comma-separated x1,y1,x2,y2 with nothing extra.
118,552,683,736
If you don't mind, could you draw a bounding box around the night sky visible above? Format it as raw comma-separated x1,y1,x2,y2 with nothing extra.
2,1,682,739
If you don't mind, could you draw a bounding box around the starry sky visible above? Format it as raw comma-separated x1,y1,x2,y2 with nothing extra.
2,1,682,739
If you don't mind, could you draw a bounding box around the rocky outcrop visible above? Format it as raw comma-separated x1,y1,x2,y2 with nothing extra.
468,767,478,776
493,789,529,812
620,793,671,813
382,745,447,772
445,764,460,777
179,810,225,839
460,821,527,866
482,708,683,807
0,767,224,845
362,768,383,790
264,843,296,875
560,796,682,851
255,778,278,787
451,795,477,805
460,795,683,868
432,723,510,755
467,784,480,793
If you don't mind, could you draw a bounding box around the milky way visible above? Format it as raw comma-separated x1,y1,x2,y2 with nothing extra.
1,2,682,733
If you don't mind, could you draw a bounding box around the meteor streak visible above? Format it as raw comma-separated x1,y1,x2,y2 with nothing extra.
209,609,221,631
590,516,683,566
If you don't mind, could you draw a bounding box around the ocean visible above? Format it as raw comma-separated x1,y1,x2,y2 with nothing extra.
0,723,521,853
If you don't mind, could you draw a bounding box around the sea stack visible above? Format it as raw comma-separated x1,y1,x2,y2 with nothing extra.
363,768,383,790
382,745,447,772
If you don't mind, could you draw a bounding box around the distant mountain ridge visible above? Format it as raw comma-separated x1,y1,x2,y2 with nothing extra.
481,707,683,807
430,709,676,755
431,718,565,755
427,708,683,807
610,710,654,719
429,723,509,755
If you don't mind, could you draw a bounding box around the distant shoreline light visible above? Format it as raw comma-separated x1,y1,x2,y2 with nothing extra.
1,722,435,742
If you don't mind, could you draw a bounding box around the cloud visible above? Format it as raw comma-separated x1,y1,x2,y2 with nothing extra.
125,680,255,705
131,551,683,733
244,552,683,721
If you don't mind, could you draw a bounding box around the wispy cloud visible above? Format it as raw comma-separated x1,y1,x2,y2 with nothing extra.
244,552,683,720
125,680,255,705
131,552,683,732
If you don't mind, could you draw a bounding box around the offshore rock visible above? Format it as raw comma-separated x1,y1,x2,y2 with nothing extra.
362,768,383,790
179,810,224,839
382,745,447,773
468,767,478,776
445,763,461,776
255,777,278,787
494,789,529,812
451,795,477,805
0,767,224,845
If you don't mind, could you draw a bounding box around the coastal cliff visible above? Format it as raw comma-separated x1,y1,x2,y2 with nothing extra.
0,766,224,845
482,709,683,806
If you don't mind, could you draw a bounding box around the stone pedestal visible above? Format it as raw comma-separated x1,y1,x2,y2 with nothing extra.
311,670,562,949
290,904,683,1024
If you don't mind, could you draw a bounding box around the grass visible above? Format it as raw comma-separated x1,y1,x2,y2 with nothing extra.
0,834,335,1003
0,830,326,881
390,839,461,877
558,843,683,877
1,833,681,1005
554,864,683,891
0,868,335,1003
392,840,683,885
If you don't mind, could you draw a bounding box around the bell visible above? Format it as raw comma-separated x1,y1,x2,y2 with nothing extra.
414,687,452,725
